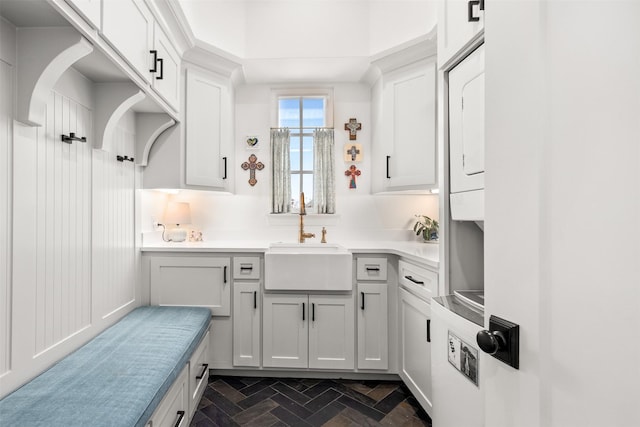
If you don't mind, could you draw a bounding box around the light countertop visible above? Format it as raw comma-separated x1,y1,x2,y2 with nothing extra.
142,240,439,269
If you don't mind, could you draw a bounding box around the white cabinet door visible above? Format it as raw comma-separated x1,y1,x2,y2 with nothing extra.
151,23,180,111
189,331,210,419
263,294,308,368
449,44,485,194
233,282,261,367
383,59,437,191
399,288,433,413
66,0,101,29
357,284,388,370
102,0,153,82
438,0,485,67
149,366,189,427
150,257,231,315
308,295,354,370
185,68,231,189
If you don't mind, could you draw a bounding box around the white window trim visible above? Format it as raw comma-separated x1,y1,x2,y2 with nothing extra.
270,87,334,128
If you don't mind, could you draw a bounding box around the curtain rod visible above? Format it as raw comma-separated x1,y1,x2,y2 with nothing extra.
270,127,334,129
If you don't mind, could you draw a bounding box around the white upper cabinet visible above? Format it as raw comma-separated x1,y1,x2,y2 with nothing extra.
448,44,485,220
185,67,231,190
65,0,101,29
150,23,180,111
383,59,437,191
102,0,154,83
438,0,485,67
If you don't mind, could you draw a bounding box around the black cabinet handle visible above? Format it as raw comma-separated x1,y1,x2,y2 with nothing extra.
223,266,227,283
222,157,228,179
386,155,391,179
312,303,315,322
174,410,185,427
253,291,257,309
156,58,164,80
195,363,209,380
479,0,484,10
427,319,431,342
302,302,305,321
366,267,380,272
405,275,425,285
468,0,480,22
149,50,158,73
240,265,253,272
360,292,365,310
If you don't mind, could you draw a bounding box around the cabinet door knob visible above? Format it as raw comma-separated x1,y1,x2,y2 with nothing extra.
477,330,506,354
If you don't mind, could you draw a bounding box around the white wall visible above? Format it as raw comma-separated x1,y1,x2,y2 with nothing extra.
141,82,438,242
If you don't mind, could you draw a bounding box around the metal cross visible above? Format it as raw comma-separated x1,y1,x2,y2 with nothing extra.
241,154,264,186
344,118,362,140
346,145,360,161
345,165,361,189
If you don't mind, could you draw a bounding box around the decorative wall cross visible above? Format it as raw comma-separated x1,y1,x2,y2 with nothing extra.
241,154,264,186
347,145,360,161
344,118,362,140
345,165,361,189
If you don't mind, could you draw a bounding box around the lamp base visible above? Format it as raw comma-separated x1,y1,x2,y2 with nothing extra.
167,227,187,242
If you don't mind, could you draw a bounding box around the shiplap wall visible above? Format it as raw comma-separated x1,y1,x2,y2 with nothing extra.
93,112,137,317
0,25,140,395
0,59,12,379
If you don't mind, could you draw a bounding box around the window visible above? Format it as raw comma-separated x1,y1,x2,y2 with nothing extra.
277,94,330,212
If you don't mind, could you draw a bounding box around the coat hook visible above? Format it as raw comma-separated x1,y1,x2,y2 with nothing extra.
61,132,87,144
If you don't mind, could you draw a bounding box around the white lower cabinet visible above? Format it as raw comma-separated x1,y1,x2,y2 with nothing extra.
148,365,189,427
399,287,433,413
188,330,210,418
263,293,354,370
357,283,388,370
233,282,261,367
149,256,231,315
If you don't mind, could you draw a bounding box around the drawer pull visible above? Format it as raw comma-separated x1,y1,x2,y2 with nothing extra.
468,0,480,22
196,363,209,380
240,264,254,272
360,292,365,310
405,275,424,285
174,410,185,427
365,266,380,272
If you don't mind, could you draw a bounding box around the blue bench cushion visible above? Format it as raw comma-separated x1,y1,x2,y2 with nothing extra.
0,306,211,427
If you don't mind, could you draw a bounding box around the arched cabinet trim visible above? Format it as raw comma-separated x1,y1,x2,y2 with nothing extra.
94,82,145,152
17,27,93,127
134,113,176,166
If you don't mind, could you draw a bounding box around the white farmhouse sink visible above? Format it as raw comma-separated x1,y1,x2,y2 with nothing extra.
264,243,353,291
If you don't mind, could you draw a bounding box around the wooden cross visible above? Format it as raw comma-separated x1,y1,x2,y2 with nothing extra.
344,118,362,140
345,165,361,189
241,154,264,186
347,145,360,161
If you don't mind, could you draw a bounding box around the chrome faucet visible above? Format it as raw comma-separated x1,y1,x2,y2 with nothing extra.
298,192,315,243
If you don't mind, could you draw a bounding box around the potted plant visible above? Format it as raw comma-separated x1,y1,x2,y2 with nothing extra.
413,214,439,242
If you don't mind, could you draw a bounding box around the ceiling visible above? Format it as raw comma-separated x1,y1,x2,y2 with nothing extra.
176,0,436,83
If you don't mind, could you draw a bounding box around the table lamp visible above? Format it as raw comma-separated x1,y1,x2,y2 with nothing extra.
164,202,191,242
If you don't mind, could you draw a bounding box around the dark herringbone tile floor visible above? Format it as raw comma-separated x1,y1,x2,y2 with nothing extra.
190,375,432,427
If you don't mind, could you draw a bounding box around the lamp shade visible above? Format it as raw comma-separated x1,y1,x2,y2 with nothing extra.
164,202,191,225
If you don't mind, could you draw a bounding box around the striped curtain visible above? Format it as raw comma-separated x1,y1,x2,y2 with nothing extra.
270,128,291,213
313,128,335,214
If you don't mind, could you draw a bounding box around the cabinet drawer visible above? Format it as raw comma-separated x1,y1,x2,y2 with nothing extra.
399,260,437,302
189,330,210,417
233,256,260,280
149,365,189,427
356,257,388,281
